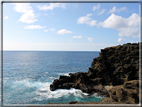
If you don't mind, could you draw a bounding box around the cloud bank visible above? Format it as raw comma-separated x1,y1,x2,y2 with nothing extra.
98,13,140,38
13,3,37,23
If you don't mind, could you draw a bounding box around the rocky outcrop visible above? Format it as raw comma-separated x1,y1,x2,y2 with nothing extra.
50,43,141,104
102,80,140,104
50,72,109,96
88,43,139,86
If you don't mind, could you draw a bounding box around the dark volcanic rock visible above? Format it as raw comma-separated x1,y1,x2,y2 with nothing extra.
109,80,140,104
50,42,140,104
68,101,78,104
101,97,118,103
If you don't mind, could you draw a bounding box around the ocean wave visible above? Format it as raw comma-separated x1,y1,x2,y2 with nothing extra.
91,93,104,98
57,72,72,76
36,87,84,99
43,72,48,77
36,86,104,100
36,85,103,100
9,79,104,103
48,77,56,79
45,72,48,74
13,79,51,89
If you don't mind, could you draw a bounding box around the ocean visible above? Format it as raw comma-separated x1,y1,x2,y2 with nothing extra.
2,51,104,105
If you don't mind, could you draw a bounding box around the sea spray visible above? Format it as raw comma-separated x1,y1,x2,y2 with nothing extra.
36,85,104,103
4,77,104,104
3,51,100,104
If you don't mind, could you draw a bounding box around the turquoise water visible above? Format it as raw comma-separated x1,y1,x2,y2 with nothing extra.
3,51,104,104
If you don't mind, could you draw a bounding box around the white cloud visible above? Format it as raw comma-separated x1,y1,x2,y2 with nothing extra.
98,13,140,38
43,28,55,32
72,36,82,39
98,14,127,29
92,4,101,11
50,28,55,32
13,3,37,23
44,29,48,32
57,29,72,35
37,3,66,10
98,9,106,15
19,10,37,23
88,37,93,42
24,25,45,29
4,16,8,19
118,38,125,43
108,6,127,13
77,13,97,26
13,3,32,13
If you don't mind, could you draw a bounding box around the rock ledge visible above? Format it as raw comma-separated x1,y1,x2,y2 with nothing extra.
50,43,141,104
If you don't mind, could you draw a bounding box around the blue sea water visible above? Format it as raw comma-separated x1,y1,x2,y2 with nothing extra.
2,51,103,105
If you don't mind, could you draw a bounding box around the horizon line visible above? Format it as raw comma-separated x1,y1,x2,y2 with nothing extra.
2,50,101,52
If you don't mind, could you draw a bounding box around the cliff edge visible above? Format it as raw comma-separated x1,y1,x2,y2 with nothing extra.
50,43,141,104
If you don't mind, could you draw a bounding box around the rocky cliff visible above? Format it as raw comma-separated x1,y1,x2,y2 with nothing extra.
50,43,141,104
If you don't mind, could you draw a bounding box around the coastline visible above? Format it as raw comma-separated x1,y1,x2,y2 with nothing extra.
49,43,141,104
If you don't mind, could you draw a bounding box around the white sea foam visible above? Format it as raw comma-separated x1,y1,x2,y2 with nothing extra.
12,79,104,101
43,72,48,77
36,87,85,99
36,84,104,100
57,73,70,76
13,79,51,88
48,77,56,79
82,92,89,96
91,93,104,98
38,86,49,92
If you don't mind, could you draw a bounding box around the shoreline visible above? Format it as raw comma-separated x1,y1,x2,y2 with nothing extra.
49,43,141,104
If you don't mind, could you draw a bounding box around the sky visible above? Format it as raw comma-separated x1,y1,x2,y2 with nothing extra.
3,2,140,51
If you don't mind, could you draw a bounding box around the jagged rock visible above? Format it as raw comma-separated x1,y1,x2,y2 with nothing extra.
59,75,68,79
101,97,118,103
50,42,140,103
109,80,139,104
